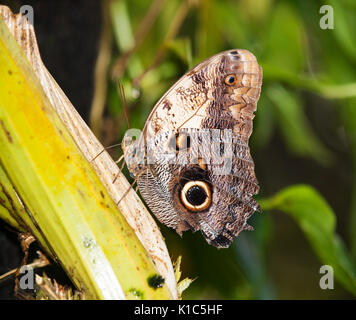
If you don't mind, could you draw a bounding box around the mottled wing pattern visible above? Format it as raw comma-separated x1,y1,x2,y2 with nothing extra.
128,49,262,248
143,49,262,141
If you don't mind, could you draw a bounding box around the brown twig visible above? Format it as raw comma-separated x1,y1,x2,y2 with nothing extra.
0,250,49,284
133,0,191,87
14,233,36,292
111,0,167,79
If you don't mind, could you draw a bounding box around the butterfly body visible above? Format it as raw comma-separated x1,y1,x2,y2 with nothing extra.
123,49,262,248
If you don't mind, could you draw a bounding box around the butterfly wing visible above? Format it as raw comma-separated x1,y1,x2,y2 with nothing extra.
134,49,263,248
143,49,262,141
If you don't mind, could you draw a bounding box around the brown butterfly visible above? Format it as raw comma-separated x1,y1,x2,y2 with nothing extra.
123,49,262,248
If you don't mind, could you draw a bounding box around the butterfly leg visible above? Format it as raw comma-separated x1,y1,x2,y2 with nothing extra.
116,177,138,206
112,155,127,184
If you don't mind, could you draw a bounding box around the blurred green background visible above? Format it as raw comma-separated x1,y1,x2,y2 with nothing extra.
1,0,356,299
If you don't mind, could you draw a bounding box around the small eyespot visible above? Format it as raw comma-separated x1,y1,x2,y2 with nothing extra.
181,181,211,212
197,157,207,171
224,74,237,86
176,133,191,151
168,132,190,152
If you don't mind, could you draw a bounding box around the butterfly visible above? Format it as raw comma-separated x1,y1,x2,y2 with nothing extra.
123,49,262,248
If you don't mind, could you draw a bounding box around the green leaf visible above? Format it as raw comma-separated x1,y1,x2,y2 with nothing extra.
267,84,333,165
233,219,276,299
110,0,143,78
339,98,356,261
262,63,356,99
261,185,356,296
264,3,306,72
327,0,356,62
213,0,249,49
195,0,225,61
251,93,275,149
166,37,193,68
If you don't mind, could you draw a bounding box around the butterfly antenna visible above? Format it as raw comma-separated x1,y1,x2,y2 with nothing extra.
118,79,130,129
92,80,129,162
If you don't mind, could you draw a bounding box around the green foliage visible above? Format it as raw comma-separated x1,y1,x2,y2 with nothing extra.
264,3,305,72
105,0,356,299
266,84,333,165
261,185,356,295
